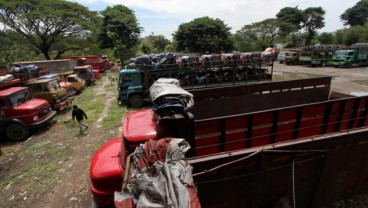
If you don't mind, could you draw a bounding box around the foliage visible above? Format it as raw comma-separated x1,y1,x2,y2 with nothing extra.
276,7,304,35
145,34,171,52
342,25,366,45
236,18,280,50
173,16,233,53
0,0,100,60
284,32,305,48
316,32,335,44
98,5,141,63
302,7,325,46
341,0,368,26
0,30,39,67
164,44,175,52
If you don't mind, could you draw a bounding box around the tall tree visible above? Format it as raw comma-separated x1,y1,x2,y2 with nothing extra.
173,17,233,53
316,32,335,44
341,0,368,26
302,7,325,46
276,7,304,35
236,18,280,50
145,34,171,52
98,5,141,63
0,0,100,60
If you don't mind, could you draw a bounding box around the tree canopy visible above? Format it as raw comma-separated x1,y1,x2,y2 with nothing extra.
173,17,233,53
341,0,368,26
236,18,280,50
301,7,325,45
276,7,304,35
98,5,141,63
0,0,100,60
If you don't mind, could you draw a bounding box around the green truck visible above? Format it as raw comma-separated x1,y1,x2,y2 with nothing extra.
310,45,343,67
328,43,368,67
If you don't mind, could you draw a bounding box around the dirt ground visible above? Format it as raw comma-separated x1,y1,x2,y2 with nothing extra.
1,63,368,208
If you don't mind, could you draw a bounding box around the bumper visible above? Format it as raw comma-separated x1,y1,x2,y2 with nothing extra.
28,110,57,129
90,183,115,208
54,98,71,111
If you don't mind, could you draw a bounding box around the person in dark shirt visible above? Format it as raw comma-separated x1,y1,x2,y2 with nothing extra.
72,105,88,134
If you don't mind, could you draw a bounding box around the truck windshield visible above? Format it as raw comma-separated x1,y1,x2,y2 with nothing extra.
8,89,31,107
67,76,81,82
46,80,61,92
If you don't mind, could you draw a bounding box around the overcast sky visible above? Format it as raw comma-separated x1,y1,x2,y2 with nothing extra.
69,0,360,40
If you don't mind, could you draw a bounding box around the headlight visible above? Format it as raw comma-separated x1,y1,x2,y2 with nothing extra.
33,115,39,121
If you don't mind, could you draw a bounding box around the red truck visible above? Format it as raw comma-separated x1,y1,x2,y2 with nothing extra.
0,77,56,141
60,55,112,73
91,76,362,207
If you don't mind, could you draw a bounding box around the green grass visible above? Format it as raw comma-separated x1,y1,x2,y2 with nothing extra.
102,98,126,129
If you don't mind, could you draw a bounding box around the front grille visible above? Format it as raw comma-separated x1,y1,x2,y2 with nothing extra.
38,107,50,119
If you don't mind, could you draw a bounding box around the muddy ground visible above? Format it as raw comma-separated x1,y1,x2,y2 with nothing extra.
1,63,368,208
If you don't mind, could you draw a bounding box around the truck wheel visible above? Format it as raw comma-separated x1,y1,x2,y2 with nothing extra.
129,95,143,108
346,62,352,68
5,123,30,141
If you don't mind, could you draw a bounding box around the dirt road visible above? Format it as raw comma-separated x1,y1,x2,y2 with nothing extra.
1,63,368,208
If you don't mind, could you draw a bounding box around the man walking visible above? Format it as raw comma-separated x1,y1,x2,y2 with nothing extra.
72,105,88,134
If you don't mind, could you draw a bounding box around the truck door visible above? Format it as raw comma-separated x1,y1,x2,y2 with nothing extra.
119,72,133,100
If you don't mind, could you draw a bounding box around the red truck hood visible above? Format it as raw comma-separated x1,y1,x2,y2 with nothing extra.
122,109,157,144
17,98,49,110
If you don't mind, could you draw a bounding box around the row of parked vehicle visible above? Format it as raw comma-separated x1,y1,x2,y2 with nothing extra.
0,63,105,141
276,43,368,68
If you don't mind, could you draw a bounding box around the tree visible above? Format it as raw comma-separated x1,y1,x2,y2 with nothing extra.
0,30,39,67
317,32,335,44
145,34,171,52
341,0,368,26
173,16,233,53
0,0,100,60
302,7,325,46
236,18,280,50
276,7,304,35
98,5,141,64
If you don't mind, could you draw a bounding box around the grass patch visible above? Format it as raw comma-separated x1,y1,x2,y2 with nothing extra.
70,83,105,125
0,139,75,205
102,99,126,129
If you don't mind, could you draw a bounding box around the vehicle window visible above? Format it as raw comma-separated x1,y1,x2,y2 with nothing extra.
8,89,31,107
348,52,355,56
120,74,132,84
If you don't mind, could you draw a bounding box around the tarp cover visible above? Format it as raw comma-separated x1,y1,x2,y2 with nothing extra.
114,138,201,208
149,78,194,109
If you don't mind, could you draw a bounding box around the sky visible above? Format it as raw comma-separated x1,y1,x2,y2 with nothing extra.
69,0,361,40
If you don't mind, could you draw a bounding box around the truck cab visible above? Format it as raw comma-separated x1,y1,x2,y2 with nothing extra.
25,78,70,111
73,65,95,86
328,49,357,67
38,73,76,98
58,71,86,93
284,51,300,65
117,69,144,107
0,86,56,141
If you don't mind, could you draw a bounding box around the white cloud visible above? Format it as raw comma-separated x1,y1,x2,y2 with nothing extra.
72,0,360,39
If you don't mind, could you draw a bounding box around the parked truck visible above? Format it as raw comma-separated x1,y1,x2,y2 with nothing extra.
24,78,71,111
60,55,112,73
118,53,273,108
89,76,347,207
0,76,56,141
57,71,86,93
12,59,77,72
310,45,344,67
328,43,368,67
73,65,95,86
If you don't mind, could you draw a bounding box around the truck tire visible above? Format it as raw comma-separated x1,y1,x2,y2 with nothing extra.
5,123,30,141
346,62,352,68
129,95,143,108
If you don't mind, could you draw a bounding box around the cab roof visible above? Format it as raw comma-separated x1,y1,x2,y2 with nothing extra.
0,87,28,97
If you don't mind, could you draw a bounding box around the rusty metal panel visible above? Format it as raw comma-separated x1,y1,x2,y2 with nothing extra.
191,77,332,119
